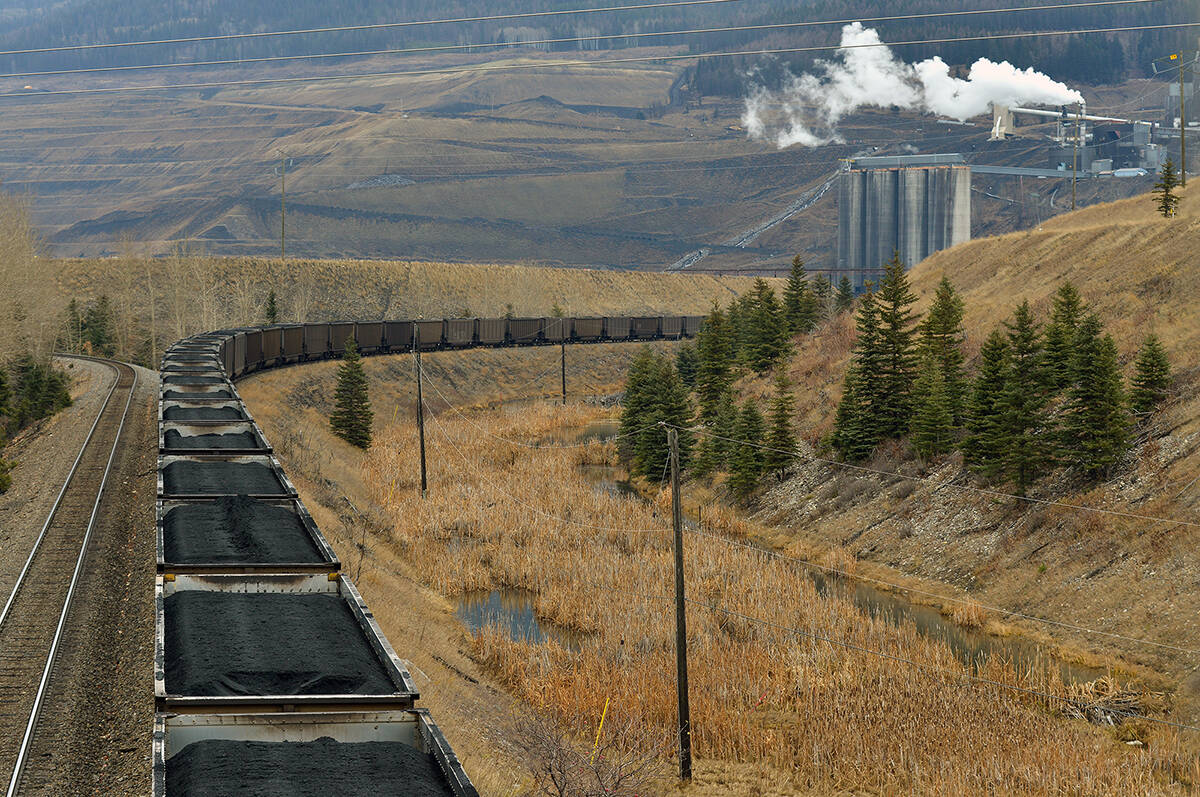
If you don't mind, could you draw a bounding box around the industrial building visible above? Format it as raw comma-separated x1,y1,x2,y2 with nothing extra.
836,154,971,290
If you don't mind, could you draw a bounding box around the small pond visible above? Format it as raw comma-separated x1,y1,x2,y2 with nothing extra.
455,589,585,652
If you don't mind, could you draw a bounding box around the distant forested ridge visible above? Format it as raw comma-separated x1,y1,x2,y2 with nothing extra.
0,0,1192,86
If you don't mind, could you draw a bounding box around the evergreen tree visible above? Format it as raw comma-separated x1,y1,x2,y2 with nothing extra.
550,303,566,318
83,295,116,357
1129,334,1171,415
727,293,754,366
782,255,819,334
695,389,737,476
329,338,373,449
812,274,832,318
620,347,693,478
728,401,765,502
963,329,1011,478
911,353,955,460
265,290,279,325
1000,302,1052,494
694,302,734,423
831,367,874,460
1060,317,1128,477
0,367,9,420
1043,282,1085,391
763,371,797,479
1153,158,1180,218
832,289,883,460
746,279,788,372
675,342,699,390
874,252,920,439
834,276,855,314
917,277,967,424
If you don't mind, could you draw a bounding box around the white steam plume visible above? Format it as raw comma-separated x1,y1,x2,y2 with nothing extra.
743,23,1083,148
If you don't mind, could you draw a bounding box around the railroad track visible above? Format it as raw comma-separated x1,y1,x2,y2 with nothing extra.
0,357,137,795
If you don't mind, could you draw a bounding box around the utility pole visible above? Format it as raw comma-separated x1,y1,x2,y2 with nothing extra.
667,427,692,782
278,150,287,260
1071,104,1081,211
414,328,428,498
1181,55,1188,187
560,341,567,405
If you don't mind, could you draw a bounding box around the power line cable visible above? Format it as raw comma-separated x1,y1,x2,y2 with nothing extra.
4,21,1197,99
0,0,740,58
0,0,1163,80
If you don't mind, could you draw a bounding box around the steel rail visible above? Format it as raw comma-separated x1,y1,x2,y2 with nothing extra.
2,357,138,797
0,355,122,629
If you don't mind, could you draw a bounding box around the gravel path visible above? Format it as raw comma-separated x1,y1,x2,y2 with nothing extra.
18,364,159,795
0,358,112,602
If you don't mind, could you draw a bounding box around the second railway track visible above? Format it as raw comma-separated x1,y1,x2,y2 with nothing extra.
0,357,137,795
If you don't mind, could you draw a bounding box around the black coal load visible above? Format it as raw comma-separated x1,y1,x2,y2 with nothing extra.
163,406,246,421
163,429,262,450
162,461,286,496
163,375,226,385
164,592,395,696
166,737,453,797
163,388,235,400
163,497,324,563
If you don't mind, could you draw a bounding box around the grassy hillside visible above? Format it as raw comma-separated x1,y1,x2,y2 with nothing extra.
749,185,1200,699
52,255,774,363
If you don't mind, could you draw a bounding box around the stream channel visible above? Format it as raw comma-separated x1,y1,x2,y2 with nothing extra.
453,419,1105,684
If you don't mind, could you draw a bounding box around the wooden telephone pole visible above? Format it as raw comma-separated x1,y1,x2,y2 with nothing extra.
414,329,427,498
668,427,692,781
560,341,567,405
278,150,287,259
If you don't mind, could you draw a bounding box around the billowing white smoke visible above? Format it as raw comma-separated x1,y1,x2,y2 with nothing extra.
743,23,1083,148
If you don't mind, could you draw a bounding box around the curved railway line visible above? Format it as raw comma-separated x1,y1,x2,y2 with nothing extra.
0,357,137,796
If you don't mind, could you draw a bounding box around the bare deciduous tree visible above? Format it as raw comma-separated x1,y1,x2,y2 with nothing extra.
517,712,668,797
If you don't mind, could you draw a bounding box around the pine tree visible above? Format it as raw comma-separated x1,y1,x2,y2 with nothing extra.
1000,302,1052,494
874,252,920,439
782,256,819,334
911,353,954,459
964,329,1011,478
746,279,788,372
763,371,797,479
619,346,660,462
812,275,832,318
83,295,116,357
675,342,699,389
265,290,279,325
631,356,693,478
917,277,967,424
727,293,754,366
1043,282,1085,392
832,288,883,460
1153,158,1180,218
695,389,737,476
834,276,855,314
1060,317,1128,477
728,401,765,502
329,338,373,449
1129,334,1171,416
694,302,734,423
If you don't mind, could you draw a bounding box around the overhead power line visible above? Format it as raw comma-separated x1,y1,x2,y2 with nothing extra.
0,0,1163,80
2,21,1195,99
0,0,740,58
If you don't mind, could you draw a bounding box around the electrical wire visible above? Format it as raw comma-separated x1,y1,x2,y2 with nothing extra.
3,21,1197,99
0,0,1163,80
0,0,741,58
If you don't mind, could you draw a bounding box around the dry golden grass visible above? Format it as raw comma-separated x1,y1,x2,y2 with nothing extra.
349,401,1191,795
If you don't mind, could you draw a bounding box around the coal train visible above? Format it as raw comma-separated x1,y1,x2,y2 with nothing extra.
154,315,697,794
214,314,705,379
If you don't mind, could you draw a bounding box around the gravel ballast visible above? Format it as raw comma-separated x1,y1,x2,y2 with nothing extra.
163,406,246,421
163,497,325,563
166,737,453,797
162,461,286,495
163,430,262,450
164,592,396,696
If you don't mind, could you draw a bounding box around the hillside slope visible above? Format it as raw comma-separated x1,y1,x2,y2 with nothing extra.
757,186,1200,705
